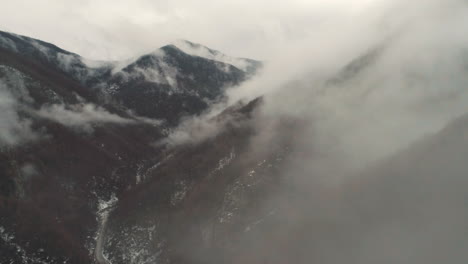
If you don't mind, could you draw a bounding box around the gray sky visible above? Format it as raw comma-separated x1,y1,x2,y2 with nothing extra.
0,0,376,60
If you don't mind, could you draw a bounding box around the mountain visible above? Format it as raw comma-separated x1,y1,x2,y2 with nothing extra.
0,30,272,264
103,44,248,124
0,31,262,124
3,29,468,264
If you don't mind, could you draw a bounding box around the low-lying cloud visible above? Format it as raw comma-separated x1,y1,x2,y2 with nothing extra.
0,86,37,147
228,0,468,173
0,76,38,147
181,0,468,262
37,103,135,132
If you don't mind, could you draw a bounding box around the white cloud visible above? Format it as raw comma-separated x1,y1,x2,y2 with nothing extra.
37,103,135,132
222,0,468,175
0,81,37,147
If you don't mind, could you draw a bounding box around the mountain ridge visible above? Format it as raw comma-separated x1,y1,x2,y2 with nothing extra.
0,30,266,264
0,29,262,126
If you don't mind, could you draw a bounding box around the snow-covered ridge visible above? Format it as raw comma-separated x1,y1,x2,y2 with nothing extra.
172,39,257,72
0,30,259,79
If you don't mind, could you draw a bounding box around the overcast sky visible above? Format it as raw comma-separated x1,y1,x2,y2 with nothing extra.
0,0,378,61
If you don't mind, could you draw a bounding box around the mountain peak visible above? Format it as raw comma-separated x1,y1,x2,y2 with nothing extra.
173,39,220,56
170,39,260,72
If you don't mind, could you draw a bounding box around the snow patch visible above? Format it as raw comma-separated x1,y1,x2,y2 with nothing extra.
213,148,236,173
171,180,189,206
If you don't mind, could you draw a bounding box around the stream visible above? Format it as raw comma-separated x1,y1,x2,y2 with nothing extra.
95,195,118,264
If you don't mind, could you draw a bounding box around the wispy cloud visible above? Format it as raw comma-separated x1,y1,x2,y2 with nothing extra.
37,103,135,132
0,81,37,147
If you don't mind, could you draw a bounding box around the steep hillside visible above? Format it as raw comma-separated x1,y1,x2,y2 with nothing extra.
0,31,262,264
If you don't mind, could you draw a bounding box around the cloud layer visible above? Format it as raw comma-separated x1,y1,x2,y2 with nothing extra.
226,0,468,172
0,0,379,60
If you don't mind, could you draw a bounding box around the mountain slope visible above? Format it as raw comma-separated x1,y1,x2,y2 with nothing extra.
0,30,262,125
0,31,262,264
104,44,250,124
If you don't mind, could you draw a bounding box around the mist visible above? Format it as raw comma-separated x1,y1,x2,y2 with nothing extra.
228,0,468,169
37,103,135,132
208,0,468,262
143,0,468,261
0,81,36,147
